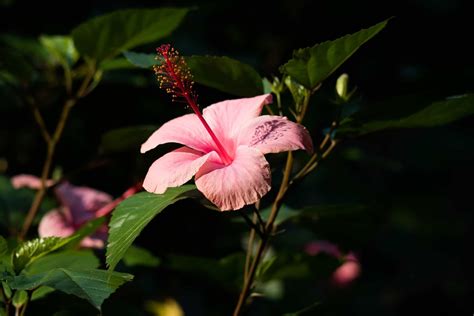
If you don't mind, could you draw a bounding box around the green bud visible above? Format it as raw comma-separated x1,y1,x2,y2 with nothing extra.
12,290,28,308
336,73,349,100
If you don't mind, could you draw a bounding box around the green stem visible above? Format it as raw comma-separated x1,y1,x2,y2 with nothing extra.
233,152,294,316
19,65,96,240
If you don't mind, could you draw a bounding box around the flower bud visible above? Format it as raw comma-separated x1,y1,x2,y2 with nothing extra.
336,73,350,101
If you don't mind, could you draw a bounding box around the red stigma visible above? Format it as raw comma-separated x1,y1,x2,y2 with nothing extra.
154,44,197,106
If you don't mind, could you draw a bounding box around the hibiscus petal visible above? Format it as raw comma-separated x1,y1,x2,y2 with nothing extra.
238,115,313,154
55,182,113,226
140,114,214,154
202,94,273,148
143,147,217,194
38,209,75,238
195,146,271,211
11,174,54,190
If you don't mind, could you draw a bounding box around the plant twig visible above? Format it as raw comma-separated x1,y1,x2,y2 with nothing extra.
19,65,96,240
238,210,264,240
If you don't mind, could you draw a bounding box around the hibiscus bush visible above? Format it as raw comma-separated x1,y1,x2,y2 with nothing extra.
1,1,473,315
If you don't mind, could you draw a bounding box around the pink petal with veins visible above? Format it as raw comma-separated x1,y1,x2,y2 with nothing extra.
195,146,271,211
203,94,273,144
238,115,313,154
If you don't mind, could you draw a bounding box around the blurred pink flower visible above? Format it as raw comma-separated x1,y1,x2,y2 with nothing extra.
12,175,139,248
38,182,113,248
11,174,54,189
141,94,313,211
305,240,361,287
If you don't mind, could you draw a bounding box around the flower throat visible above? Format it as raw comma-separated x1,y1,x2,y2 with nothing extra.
154,44,232,165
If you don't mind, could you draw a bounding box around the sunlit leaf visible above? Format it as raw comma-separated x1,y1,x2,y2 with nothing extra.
280,19,389,89
9,268,133,310
106,186,197,270
12,236,75,273
71,8,189,62
39,35,79,67
23,250,99,275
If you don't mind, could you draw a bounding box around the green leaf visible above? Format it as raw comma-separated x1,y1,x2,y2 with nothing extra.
337,94,474,137
280,19,389,89
12,236,75,273
71,8,189,62
122,245,160,268
123,51,156,68
39,35,79,67
99,57,134,71
122,53,264,96
186,55,263,96
100,125,158,154
9,268,133,310
106,186,197,270
0,236,7,259
22,250,99,275
66,217,106,249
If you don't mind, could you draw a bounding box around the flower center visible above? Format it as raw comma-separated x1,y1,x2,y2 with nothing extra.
154,44,232,165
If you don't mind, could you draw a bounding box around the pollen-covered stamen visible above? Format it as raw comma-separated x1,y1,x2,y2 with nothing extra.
154,44,232,165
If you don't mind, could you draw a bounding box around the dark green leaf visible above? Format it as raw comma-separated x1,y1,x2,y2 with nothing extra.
123,51,156,68
9,268,133,310
12,236,75,273
99,57,134,71
280,19,389,89
167,253,245,290
122,53,264,97
122,245,160,268
100,125,158,154
107,186,197,270
0,236,7,259
337,94,474,137
186,55,263,96
71,8,189,61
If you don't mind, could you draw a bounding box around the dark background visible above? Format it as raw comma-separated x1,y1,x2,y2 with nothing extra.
1,0,473,315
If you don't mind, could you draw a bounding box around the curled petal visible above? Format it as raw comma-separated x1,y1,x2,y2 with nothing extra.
38,209,75,238
140,114,214,154
11,174,54,190
238,115,313,154
203,94,273,145
195,146,271,211
55,182,112,226
143,147,217,194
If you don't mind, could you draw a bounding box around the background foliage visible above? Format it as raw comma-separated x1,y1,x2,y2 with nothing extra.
1,0,473,315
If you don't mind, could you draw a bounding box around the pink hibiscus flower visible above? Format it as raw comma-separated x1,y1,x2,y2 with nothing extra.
305,240,361,287
12,175,139,248
38,182,113,248
141,45,313,211
141,94,313,210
